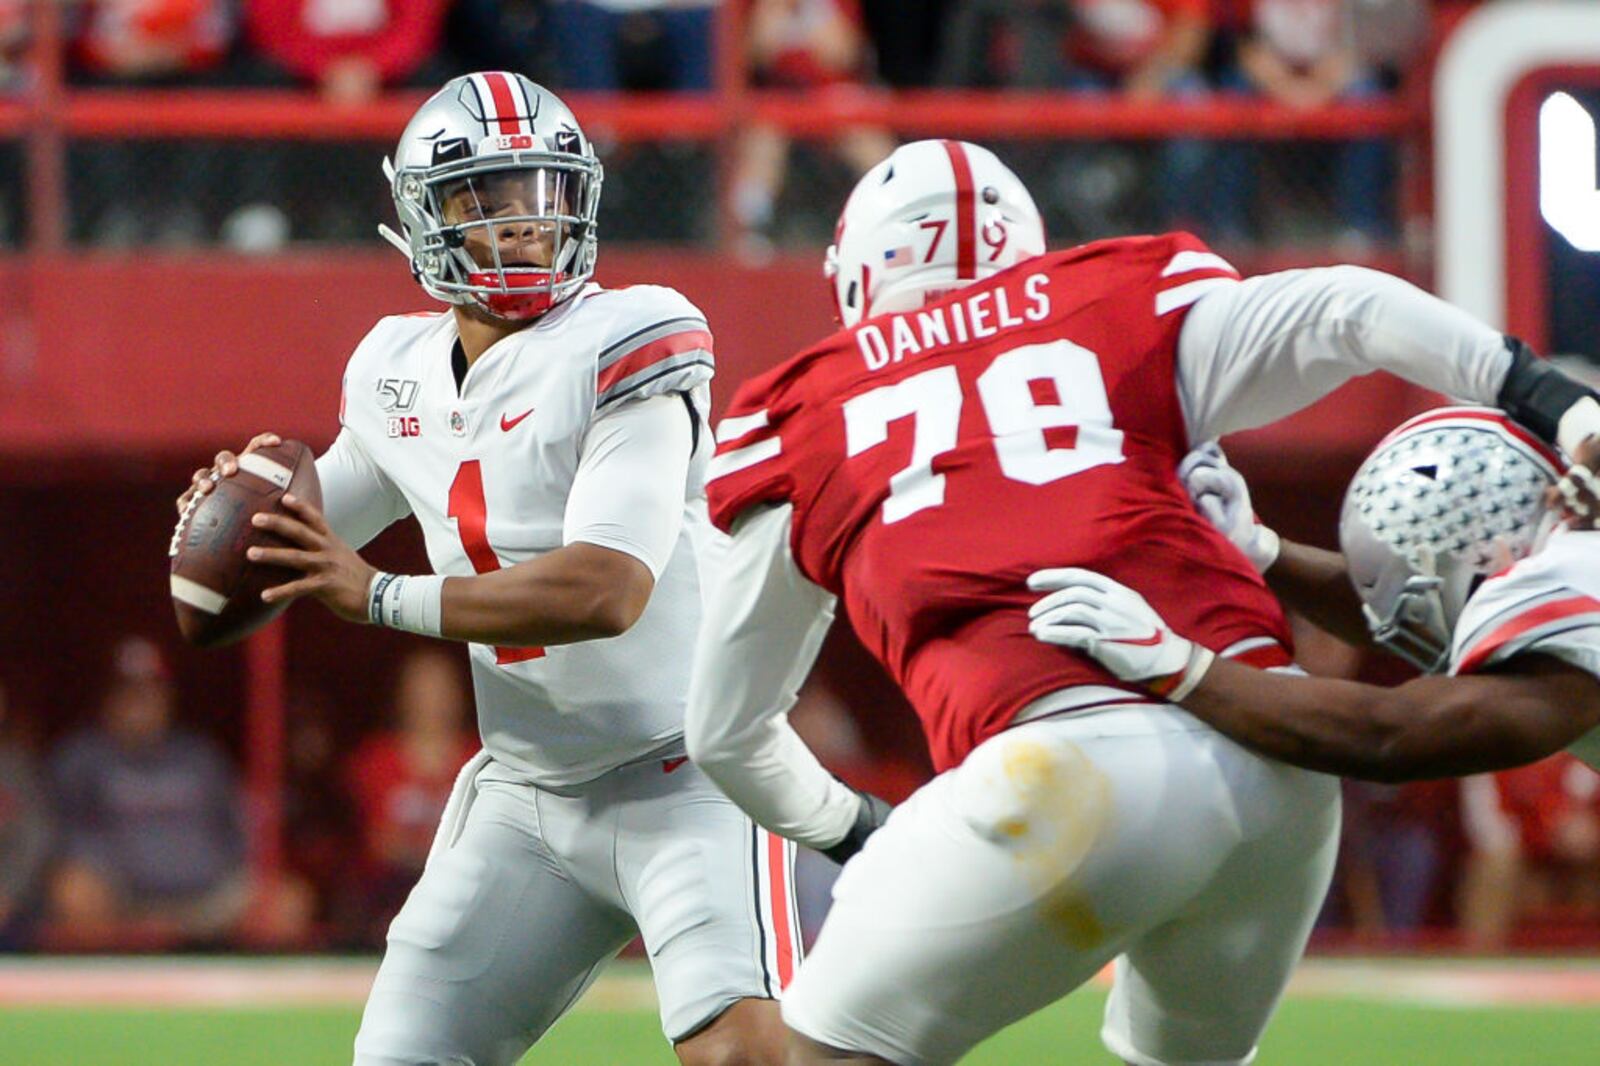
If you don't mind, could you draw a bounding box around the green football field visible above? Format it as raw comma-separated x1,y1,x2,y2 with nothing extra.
4,958,1599,1064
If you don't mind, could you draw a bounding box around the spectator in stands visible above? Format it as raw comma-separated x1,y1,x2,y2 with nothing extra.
241,0,451,243
1460,756,1600,950
45,637,250,949
245,0,450,103
857,0,951,88
68,0,237,245
0,1,30,92
345,648,476,943
445,0,560,86
1062,0,1211,98
934,0,1072,89
1214,0,1395,246
1337,779,1454,933
937,1,1210,93
731,0,895,253
282,688,360,944
545,0,717,91
0,677,50,950
71,0,234,85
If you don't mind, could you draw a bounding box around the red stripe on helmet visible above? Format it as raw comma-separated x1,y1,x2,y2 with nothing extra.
1380,407,1564,473
482,72,523,135
942,140,976,280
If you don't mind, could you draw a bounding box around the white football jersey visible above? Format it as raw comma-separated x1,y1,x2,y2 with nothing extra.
318,283,715,787
1449,526,1600,768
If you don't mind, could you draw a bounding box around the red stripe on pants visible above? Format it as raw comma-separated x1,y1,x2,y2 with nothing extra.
766,833,795,988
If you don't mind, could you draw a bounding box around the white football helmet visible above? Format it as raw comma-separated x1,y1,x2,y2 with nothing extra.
381,72,602,321
1339,407,1563,672
825,139,1045,328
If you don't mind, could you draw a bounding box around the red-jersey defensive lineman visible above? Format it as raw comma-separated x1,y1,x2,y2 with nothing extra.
178,74,793,1066
1031,408,1600,784
684,139,1600,1066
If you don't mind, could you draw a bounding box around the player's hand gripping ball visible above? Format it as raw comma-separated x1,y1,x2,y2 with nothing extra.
169,438,322,647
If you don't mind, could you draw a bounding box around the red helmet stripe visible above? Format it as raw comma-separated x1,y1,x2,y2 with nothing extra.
942,140,976,279
1381,406,1564,472
480,72,524,135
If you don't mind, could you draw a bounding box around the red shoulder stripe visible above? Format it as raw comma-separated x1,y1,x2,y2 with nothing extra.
1456,595,1600,674
596,329,713,394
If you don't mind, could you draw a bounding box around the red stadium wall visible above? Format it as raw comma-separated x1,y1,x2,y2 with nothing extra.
0,250,1438,462
0,251,834,458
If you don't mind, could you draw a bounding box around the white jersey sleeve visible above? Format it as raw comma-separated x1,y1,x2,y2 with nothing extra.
1176,265,1513,442
1450,529,1600,678
685,503,863,850
593,285,714,412
316,345,413,548
1449,528,1600,769
563,393,694,579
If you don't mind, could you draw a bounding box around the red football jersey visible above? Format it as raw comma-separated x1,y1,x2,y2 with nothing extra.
708,234,1292,771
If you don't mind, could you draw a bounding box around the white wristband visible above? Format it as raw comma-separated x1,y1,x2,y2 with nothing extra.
367,572,446,637
1251,525,1282,573
1558,396,1600,458
1167,645,1215,702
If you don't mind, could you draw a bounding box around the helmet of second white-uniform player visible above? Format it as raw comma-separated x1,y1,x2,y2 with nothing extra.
825,139,1045,328
382,72,602,321
1339,407,1563,672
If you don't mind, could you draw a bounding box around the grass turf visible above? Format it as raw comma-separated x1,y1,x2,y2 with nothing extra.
5,989,1600,1065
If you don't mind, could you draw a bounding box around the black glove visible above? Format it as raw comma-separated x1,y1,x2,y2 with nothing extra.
1497,336,1600,445
819,787,893,866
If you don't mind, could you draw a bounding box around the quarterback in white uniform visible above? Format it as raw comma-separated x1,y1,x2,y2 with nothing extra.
180,73,794,1066
1030,405,1600,782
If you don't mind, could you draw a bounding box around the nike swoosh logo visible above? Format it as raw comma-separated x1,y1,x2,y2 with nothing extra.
1109,632,1164,647
662,756,689,774
500,408,534,432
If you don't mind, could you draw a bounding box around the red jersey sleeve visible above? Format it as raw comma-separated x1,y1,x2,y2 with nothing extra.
1147,231,1241,318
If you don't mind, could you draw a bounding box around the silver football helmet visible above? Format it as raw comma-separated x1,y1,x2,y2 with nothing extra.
1339,406,1563,672
380,72,602,321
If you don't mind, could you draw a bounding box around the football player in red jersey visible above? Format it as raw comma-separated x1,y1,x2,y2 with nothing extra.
684,138,1600,1066
1029,411,1600,785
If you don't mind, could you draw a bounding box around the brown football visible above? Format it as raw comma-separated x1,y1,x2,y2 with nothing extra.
169,440,322,648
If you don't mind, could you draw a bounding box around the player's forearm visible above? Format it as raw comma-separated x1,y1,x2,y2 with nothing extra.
688,711,861,850
1262,539,1372,649
440,543,654,646
684,503,859,849
1183,659,1577,782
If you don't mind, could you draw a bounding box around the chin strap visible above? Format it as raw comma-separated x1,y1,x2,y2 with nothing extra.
1497,336,1600,450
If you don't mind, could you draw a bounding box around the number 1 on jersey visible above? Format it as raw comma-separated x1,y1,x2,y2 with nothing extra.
447,460,545,664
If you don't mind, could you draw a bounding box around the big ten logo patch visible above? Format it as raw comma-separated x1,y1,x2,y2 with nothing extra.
377,378,421,413
388,416,422,438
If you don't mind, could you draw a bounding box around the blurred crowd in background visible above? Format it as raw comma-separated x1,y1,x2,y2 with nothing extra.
2,0,1597,957
0,0,1445,249
5,623,1600,955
